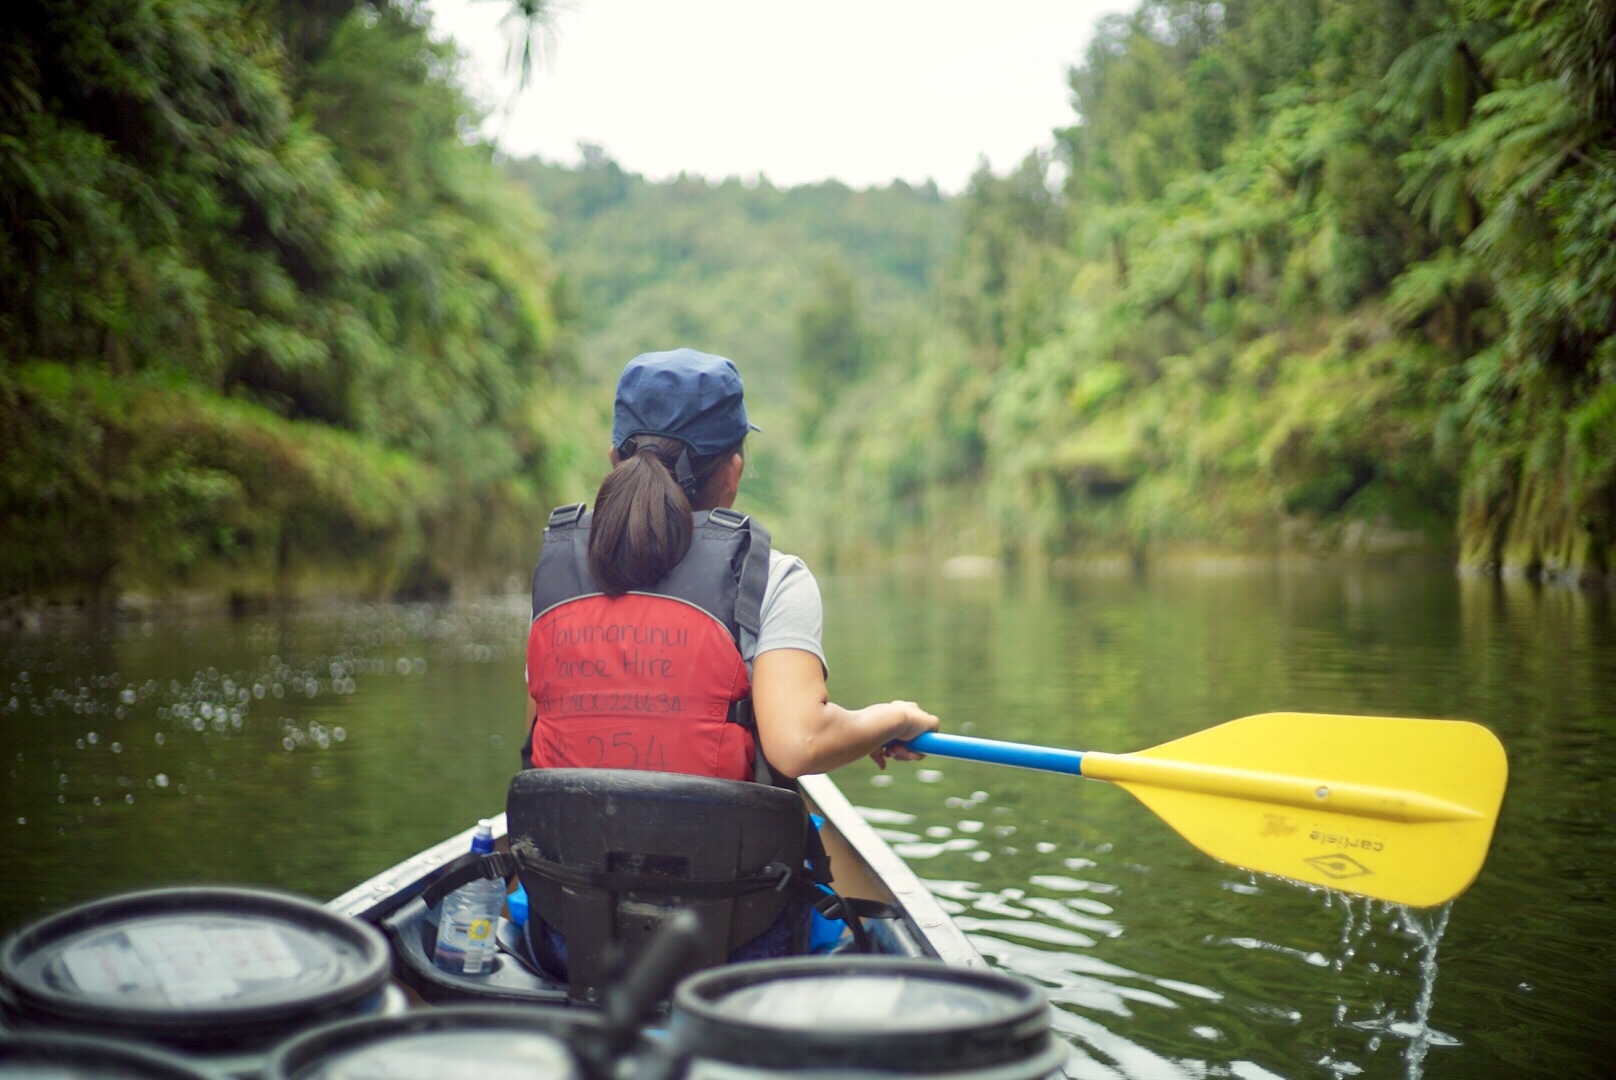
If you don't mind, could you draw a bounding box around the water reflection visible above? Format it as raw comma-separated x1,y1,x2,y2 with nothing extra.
0,599,528,924
821,567,1613,1077
3,570,1613,1077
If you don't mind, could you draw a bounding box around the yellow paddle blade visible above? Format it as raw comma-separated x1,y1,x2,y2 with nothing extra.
1080,712,1508,907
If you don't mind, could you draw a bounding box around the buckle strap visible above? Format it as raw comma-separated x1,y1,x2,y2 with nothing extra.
512,841,795,900
421,851,516,910
814,894,900,922
803,827,833,885
809,889,899,954
546,503,587,530
706,506,749,530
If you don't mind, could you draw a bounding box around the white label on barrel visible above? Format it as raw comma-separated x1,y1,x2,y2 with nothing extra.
116,924,300,1005
60,923,304,1004
729,976,908,1026
206,924,303,981
722,974,1000,1030
125,925,243,1004
62,939,158,996
320,1032,578,1080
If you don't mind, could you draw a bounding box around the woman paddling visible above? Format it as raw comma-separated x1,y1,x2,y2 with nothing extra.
522,347,939,784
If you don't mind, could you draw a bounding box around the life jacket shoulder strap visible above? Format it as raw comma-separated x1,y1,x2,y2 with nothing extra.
704,507,771,643
547,503,587,530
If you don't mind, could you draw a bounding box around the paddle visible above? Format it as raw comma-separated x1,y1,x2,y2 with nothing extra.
898,712,1508,908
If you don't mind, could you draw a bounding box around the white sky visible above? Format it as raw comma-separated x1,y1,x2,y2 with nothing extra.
426,0,1132,193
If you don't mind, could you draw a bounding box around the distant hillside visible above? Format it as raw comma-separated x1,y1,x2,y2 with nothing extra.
504,153,961,520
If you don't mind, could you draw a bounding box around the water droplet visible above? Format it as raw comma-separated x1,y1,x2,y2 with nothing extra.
333,727,346,741
155,774,169,788
16,817,24,826
86,732,98,745
110,743,122,754
396,658,411,675
92,797,101,806
1316,786,1330,799
915,769,944,783
125,793,134,804
154,733,164,745
283,737,296,752
869,774,893,787
1517,981,1533,993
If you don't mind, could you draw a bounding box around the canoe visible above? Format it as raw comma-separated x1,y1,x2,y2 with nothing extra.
325,772,983,974
2,772,1072,1079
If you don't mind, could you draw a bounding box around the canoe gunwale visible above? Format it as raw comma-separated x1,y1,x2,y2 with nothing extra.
797,773,983,969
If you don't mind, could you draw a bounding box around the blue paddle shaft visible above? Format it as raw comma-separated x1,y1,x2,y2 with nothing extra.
900,733,1087,776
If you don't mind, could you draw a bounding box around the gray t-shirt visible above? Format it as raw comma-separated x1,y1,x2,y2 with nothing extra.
750,549,826,674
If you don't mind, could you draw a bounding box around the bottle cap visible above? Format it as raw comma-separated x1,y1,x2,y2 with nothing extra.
470,818,496,854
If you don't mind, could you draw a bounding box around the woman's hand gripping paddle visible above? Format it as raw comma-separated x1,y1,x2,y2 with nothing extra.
899,713,1507,908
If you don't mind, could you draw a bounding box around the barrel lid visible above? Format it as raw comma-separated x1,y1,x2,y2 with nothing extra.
0,1033,220,1079
0,887,390,1049
265,1006,606,1080
672,957,1055,1072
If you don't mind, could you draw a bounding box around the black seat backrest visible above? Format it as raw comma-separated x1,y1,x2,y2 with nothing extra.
506,768,810,1004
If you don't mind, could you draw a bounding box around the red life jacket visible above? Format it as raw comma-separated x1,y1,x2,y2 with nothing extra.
524,504,772,782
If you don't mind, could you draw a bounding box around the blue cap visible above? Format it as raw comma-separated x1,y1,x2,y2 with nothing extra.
611,348,760,457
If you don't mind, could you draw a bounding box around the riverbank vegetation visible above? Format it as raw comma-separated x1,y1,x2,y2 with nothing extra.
1,0,580,605
797,0,1615,583
3,0,1612,606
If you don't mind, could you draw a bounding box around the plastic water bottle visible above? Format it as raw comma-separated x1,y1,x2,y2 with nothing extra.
434,819,502,975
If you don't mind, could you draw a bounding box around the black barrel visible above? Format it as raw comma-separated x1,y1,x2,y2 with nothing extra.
264,1005,619,1080
0,1033,221,1078
671,957,1070,1078
0,887,392,1059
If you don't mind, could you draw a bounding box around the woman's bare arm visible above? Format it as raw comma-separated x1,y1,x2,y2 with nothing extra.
750,648,939,778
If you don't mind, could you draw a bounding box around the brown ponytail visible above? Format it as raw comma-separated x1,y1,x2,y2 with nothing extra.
587,435,743,596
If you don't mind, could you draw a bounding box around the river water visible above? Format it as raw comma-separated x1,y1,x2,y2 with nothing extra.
2,566,1611,1077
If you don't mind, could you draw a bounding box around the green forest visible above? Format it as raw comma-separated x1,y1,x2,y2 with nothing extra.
3,0,1613,608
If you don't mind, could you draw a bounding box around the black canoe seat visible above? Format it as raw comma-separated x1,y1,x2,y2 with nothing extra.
505,768,812,1005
